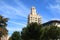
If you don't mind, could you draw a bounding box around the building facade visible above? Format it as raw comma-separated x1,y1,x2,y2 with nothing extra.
28,6,60,27
28,6,42,24
0,27,8,40
1,35,8,40
42,20,60,27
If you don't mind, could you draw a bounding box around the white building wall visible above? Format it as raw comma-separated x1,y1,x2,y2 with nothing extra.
55,23,60,27
28,6,42,24
1,35,8,40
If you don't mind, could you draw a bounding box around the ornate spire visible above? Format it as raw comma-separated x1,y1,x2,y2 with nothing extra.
31,6,36,15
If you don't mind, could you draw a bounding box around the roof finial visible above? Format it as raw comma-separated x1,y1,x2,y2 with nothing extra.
31,6,36,15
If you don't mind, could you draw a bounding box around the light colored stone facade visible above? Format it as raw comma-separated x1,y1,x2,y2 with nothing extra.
1,35,8,40
54,22,60,27
42,20,60,27
28,6,42,24
0,27,8,40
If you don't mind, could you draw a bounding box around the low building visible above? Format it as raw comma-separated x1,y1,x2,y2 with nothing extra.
42,20,60,27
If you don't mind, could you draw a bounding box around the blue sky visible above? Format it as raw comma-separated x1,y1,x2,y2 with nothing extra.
0,0,60,36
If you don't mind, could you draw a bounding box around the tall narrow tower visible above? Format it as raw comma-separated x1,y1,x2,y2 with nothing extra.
28,6,42,24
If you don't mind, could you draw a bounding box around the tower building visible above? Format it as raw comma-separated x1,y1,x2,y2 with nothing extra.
28,6,42,24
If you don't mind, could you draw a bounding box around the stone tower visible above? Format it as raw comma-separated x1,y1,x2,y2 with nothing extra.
28,6,42,24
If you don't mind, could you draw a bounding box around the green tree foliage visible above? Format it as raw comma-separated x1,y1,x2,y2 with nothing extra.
10,31,21,40
0,15,8,28
57,27,60,39
41,25,59,40
40,26,50,40
0,15,8,40
21,23,60,40
9,22,60,40
21,23,42,40
48,26,58,39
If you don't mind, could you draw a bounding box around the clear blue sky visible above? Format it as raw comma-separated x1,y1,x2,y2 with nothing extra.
0,0,60,36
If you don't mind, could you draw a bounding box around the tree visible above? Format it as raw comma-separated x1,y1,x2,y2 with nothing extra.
40,26,50,40
21,23,42,40
41,25,59,40
56,27,60,39
0,15,8,40
10,31,21,40
0,15,8,28
47,26,58,40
